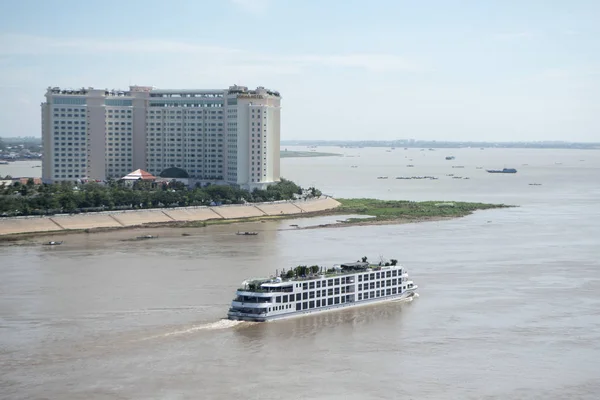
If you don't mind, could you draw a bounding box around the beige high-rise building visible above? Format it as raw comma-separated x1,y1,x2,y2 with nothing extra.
41,85,281,190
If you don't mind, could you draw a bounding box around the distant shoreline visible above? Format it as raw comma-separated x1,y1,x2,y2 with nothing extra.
280,150,342,158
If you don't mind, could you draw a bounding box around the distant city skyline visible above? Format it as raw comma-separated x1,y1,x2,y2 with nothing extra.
0,0,598,142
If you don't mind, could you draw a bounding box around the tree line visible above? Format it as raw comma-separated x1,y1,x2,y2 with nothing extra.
0,178,322,217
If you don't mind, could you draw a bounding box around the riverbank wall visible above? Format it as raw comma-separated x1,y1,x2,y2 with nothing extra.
0,197,341,236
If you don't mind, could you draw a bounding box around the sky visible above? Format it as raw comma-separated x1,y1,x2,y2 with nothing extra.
0,0,598,142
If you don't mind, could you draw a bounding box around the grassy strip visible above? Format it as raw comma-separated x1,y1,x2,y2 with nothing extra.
335,198,512,222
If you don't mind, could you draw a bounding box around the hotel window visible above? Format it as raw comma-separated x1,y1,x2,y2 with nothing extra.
316,300,321,307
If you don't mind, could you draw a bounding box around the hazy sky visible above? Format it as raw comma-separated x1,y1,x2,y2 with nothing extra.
0,0,598,141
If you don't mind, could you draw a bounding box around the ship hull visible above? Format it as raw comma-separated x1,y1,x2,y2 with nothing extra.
227,287,418,322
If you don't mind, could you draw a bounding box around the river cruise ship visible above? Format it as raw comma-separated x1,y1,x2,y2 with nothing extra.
227,257,418,322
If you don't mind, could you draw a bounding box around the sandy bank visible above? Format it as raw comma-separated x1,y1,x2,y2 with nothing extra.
0,197,341,237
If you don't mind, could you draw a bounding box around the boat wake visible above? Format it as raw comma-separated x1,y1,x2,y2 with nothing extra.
139,319,252,341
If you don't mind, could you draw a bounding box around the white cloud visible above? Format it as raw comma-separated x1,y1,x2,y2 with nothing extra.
0,34,423,75
0,34,240,56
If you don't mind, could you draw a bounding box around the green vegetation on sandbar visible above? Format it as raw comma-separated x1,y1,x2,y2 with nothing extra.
335,198,512,222
280,150,342,158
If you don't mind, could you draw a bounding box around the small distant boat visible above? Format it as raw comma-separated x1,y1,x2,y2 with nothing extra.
181,233,191,236
528,183,542,186
445,156,455,160
237,231,258,236
487,168,517,174
44,241,63,246
377,176,389,179
406,165,414,167
452,166,465,169
290,224,299,227
136,235,158,240
475,167,483,169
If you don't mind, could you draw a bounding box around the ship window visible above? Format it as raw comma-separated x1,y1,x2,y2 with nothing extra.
296,293,302,301
268,308,271,312
328,279,333,286
302,302,308,310
328,298,334,306
358,284,362,290
296,303,301,311
341,277,346,284
334,288,340,295
364,292,369,299
358,293,363,300
302,283,308,290
309,301,315,308
283,295,288,303
309,291,315,299
322,289,326,296
309,282,315,289
392,270,397,277
276,296,281,303
358,275,362,282
370,273,375,280
392,288,397,294
328,289,333,296
341,287,346,294
370,291,375,298
335,297,340,304
387,280,391,286
386,271,391,278
316,281,321,288
386,289,391,296
316,291,320,298
316,299,321,307
392,279,397,285
302,292,308,300
334,278,340,285
341,296,346,303
376,272,381,279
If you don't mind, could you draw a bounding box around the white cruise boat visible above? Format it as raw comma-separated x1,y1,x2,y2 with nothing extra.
227,257,418,322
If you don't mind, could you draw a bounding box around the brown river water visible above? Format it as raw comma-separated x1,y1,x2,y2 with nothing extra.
1,147,600,399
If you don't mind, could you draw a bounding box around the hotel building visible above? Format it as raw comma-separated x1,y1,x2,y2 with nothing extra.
41,85,281,190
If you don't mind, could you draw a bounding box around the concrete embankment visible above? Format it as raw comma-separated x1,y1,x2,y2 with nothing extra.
0,197,341,236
